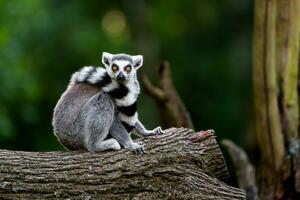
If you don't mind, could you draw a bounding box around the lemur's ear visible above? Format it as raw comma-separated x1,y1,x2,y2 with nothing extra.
102,52,113,67
132,55,143,69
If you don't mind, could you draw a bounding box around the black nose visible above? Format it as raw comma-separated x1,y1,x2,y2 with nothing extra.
117,72,126,81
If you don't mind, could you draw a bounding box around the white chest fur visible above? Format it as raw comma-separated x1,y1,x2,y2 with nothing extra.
115,79,140,107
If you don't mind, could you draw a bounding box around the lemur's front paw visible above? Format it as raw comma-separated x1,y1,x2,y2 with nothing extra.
153,126,164,135
128,142,145,155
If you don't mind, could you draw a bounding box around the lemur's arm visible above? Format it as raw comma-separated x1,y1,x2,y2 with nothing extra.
134,119,164,137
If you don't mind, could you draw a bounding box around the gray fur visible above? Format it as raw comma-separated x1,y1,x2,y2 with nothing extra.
52,83,144,153
52,52,164,154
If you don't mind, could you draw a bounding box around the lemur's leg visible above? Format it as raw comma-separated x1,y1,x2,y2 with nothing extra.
134,120,164,137
92,138,121,152
84,116,122,152
80,92,121,152
109,112,145,154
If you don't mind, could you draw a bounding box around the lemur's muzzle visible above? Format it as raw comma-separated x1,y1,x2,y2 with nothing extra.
117,72,126,82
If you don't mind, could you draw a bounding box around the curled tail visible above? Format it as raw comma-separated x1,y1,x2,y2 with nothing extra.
68,66,113,89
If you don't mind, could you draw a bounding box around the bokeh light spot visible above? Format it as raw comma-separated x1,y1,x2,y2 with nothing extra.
102,10,127,36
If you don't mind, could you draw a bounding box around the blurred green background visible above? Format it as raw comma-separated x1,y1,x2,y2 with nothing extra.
0,0,254,152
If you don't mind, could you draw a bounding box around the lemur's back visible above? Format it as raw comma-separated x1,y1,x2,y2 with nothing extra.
52,83,100,150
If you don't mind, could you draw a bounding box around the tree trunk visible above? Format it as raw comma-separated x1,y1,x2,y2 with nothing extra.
253,0,300,199
0,128,244,199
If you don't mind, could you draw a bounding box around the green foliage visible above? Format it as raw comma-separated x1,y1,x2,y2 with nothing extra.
0,0,253,151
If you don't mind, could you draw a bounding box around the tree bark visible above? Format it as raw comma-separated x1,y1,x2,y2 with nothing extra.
0,128,245,199
253,0,300,199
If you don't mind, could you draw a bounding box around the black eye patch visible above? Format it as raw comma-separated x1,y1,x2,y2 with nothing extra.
112,64,119,72
124,65,132,72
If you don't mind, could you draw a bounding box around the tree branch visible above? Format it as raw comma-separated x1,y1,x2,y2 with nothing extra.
0,128,245,199
222,139,258,200
142,62,194,129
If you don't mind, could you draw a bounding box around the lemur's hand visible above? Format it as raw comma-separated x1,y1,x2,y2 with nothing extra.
152,126,164,135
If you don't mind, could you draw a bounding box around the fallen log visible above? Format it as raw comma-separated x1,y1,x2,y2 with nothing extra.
0,128,245,199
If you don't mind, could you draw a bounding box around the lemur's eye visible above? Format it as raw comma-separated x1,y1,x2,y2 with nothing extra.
124,65,132,73
112,64,119,72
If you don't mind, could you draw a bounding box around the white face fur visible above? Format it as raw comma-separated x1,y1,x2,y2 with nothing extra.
102,52,143,83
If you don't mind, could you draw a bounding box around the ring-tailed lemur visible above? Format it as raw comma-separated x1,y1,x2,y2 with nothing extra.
52,52,164,154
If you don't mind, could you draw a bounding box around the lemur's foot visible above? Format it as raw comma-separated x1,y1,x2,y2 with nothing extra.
152,126,165,135
126,142,145,155
132,142,145,155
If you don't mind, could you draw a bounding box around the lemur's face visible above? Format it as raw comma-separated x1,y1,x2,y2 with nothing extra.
102,52,143,83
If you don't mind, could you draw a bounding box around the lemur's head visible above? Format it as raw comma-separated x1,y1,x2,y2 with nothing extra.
102,52,143,83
